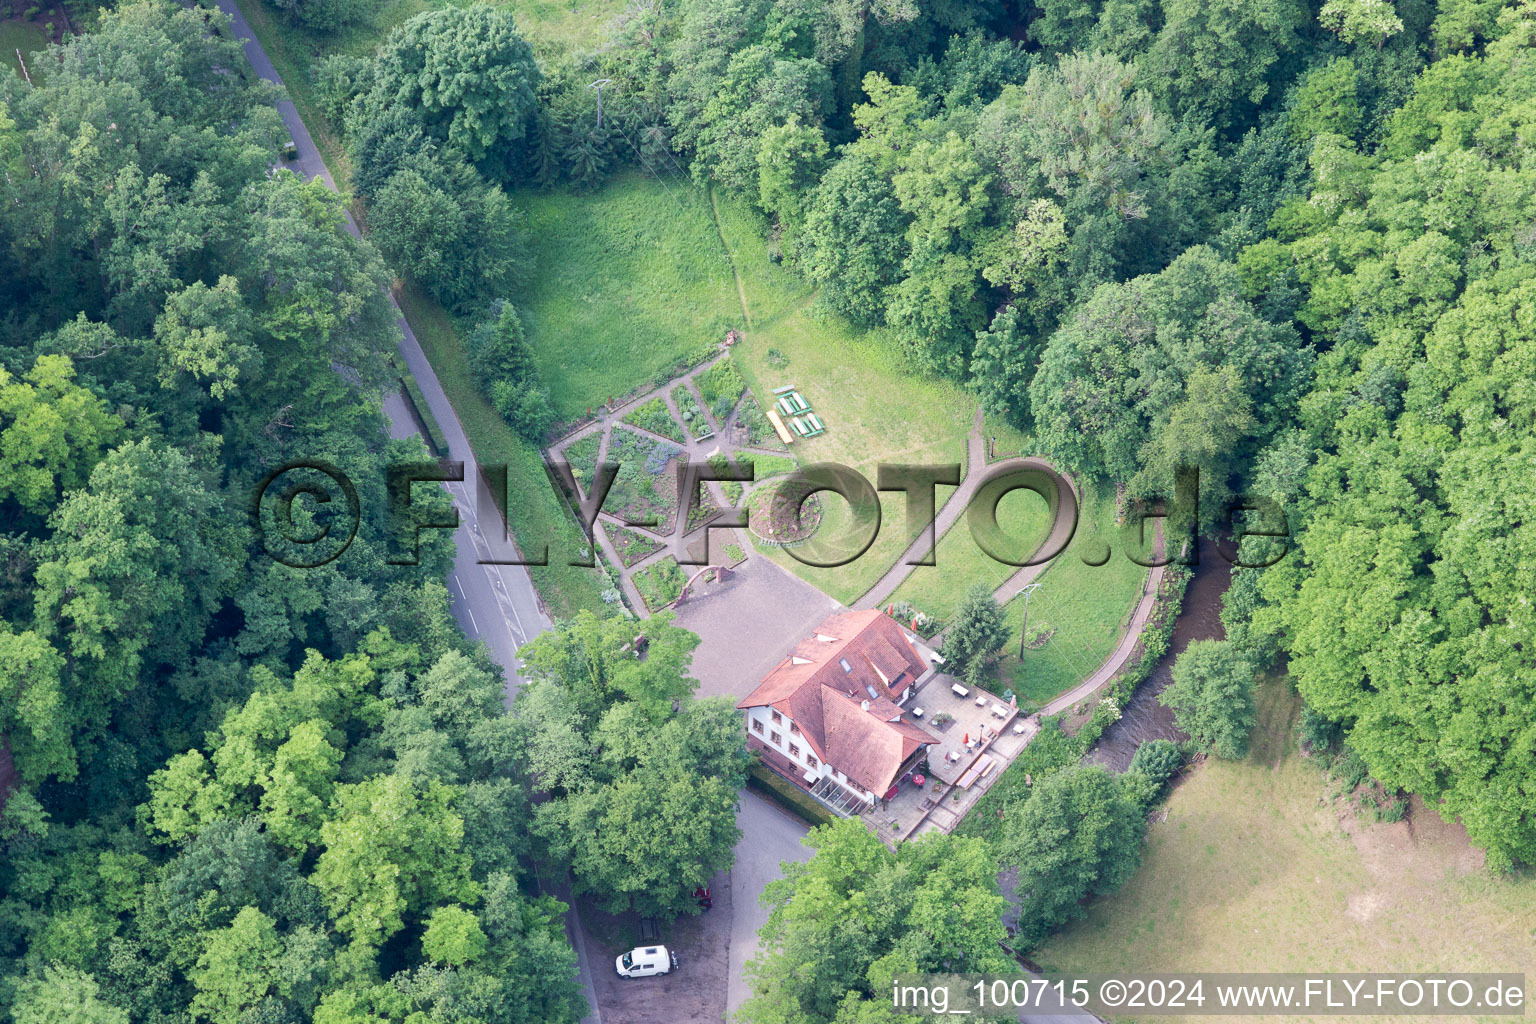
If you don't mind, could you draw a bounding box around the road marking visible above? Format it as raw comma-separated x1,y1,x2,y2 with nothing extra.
452,574,466,600
464,604,480,634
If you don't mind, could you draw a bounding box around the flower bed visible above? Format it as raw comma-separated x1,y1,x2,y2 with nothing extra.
602,522,664,568
633,555,687,612
671,384,712,439
622,396,685,443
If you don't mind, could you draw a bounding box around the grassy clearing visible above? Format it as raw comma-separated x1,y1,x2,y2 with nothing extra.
731,307,976,605
992,492,1147,709
396,283,608,619
1035,675,1536,1019
510,173,742,420
709,190,814,328
887,486,1053,622
2,19,48,77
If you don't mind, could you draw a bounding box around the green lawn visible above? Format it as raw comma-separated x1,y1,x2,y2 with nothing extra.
396,283,609,619
510,173,744,420
887,486,1053,622
992,490,1148,709
1035,676,1536,1017
731,308,978,606
2,19,48,77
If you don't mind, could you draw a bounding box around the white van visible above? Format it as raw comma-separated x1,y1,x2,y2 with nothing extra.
615,945,677,978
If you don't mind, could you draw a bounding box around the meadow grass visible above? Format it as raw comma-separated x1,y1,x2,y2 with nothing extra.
731,307,976,605
992,491,1147,708
887,486,1053,622
709,189,815,328
1034,675,1536,1020
2,19,49,77
510,173,743,419
396,283,608,619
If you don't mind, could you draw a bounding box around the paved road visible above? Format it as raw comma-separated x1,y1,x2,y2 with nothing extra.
726,791,813,1017
216,0,550,699
215,4,591,1018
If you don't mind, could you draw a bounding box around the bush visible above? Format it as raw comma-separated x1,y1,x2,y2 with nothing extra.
1160,639,1256,759
269,0,370,32
1128,739,1183,787
1296,704,1342,754
466,302,553,440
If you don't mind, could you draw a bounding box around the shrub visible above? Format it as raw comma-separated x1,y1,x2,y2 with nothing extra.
1296,704,1342,754
1128,739,1183,787
1159,639,1256,759
466,301,553,440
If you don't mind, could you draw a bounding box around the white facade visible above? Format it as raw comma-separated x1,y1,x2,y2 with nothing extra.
745,705,876,804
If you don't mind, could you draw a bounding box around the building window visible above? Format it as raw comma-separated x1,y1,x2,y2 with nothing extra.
788,743,800,758
770,731,782,746
790,722,800,735
752,719,764,735
806,755,819,769
771,710,782,724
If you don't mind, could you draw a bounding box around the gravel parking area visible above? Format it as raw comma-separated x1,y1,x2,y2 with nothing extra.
581,867,733,1024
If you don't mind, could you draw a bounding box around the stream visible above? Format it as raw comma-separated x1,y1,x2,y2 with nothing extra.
1083,535,1233,771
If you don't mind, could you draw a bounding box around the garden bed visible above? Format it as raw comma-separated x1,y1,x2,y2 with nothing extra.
602,522,664,569
632,555,687,612
558,431,602,495
605,427,685,533
694,357,747,423
622,396,685,443
729,392,788,451
671,384,713,439
745,481,822,545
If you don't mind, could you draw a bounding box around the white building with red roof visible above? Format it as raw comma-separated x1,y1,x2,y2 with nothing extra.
736,609,939,815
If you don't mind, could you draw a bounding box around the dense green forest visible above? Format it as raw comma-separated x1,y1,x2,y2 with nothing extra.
0,5,596,1022
3,0,1536,1019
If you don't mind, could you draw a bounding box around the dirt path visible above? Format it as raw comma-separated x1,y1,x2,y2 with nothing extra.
855,420,1079,613
709,187,752,329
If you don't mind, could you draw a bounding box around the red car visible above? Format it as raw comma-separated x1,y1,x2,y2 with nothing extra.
694,886,712,910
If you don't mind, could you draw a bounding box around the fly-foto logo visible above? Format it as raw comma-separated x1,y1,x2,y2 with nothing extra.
251,458,1288,570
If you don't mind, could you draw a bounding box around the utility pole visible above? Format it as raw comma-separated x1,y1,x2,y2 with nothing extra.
1017,582,1041,659
587,78,613,130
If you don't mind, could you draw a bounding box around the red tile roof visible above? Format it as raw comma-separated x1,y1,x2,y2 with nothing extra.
738,610,936,793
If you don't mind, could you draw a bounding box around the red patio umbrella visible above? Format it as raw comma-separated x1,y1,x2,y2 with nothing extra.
963,732,969,745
